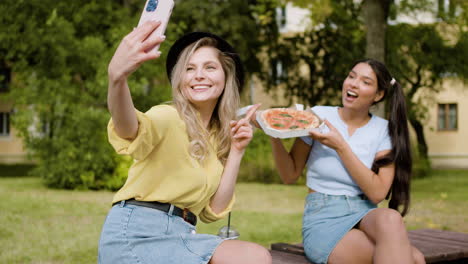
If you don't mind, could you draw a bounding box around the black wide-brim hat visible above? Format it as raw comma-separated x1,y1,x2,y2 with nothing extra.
166,32,245,92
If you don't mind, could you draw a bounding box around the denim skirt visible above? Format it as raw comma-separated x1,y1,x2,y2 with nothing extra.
98,201,223,264
302,192,377,264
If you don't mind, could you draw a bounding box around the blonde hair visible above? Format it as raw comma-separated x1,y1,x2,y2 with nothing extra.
170,37,240,164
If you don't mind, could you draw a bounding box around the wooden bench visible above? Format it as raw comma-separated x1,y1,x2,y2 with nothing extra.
270,229,468,264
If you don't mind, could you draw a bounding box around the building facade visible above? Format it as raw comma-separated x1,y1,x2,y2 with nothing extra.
0,98,30,164
423,78,468,168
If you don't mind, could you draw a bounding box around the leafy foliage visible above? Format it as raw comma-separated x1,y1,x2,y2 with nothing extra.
239,131,292,184
258,0,467,178
386,19,467,176
2,0,467,188
258,0,365,107
0,0,166,189
0,0,266,189
387,23,451,123
170,0,264,75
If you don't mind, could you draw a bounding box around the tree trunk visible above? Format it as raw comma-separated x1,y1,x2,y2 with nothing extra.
409,117,429,160
362,0,390,61
362,0,391,117
408,82,430,170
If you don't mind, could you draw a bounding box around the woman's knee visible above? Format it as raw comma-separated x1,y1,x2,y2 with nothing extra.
245,243,272,264
255,246,272,264
412,247,426,264
373,208,406,233
211,240,271,264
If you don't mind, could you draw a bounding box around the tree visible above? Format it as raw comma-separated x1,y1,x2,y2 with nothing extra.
386,22,467,175
0,0,163,189
362,0,391,62
385,0,467,176
169,0,264,76
361,0,392,117
256,0,467,176
257,0,365,107
0,0,267,189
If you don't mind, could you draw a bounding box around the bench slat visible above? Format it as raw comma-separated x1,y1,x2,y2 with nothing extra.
270,250,311,264
409,232,468,249
271,243,306,256
408,229,468,262
409,229,468,243
271,229,468,264
409,239,465,263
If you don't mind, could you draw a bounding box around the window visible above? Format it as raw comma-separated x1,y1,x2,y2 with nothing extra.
276,6,287,32
276,61,286,84
438,103,457,131
269,59,288,85
0,112,10,136
437,0,458,21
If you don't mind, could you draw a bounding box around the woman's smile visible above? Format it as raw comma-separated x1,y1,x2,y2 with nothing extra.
183,46,225,108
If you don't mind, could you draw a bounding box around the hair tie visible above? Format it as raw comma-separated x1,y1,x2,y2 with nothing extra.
390,78,396,86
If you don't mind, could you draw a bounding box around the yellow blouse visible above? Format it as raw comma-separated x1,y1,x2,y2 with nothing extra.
107,105,234,223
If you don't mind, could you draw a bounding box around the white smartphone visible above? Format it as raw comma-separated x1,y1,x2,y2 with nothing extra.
138,0,175,52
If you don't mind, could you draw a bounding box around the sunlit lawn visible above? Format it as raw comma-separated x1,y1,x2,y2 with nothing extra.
0,170,467,263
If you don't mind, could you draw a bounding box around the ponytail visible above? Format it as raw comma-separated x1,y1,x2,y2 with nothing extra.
372,80,412,216
354,58,412,216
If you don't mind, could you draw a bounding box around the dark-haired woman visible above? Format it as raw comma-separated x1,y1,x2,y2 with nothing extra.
267,59,425,264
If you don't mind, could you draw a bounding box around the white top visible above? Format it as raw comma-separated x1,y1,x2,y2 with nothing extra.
301,106,392,196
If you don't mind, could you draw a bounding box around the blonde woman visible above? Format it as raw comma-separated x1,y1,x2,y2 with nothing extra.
98,21,270,264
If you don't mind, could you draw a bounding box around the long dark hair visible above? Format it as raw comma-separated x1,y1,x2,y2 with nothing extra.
354,59,412,216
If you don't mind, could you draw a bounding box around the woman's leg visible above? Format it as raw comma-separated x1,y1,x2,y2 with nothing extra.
328,228,374,264
210,240,272,264
358,208,424,264
412,246,426,264
329,208,426,264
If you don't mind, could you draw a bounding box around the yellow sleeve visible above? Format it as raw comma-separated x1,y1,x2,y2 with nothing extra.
198,195,236,223
107,109,161,161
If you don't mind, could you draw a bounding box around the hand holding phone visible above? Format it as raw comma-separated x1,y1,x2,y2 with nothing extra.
138,0,175,53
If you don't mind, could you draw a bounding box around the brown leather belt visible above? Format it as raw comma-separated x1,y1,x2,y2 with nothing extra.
114,199,197,226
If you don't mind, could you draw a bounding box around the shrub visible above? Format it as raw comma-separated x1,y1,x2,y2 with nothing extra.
22,107,118,190
411,140,431,179
239,131,298,184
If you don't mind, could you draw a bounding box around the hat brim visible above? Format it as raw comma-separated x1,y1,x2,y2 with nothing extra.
166,32,245,92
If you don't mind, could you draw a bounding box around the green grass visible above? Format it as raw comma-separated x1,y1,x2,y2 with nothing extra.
0,169,467,263
403,169,468,231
